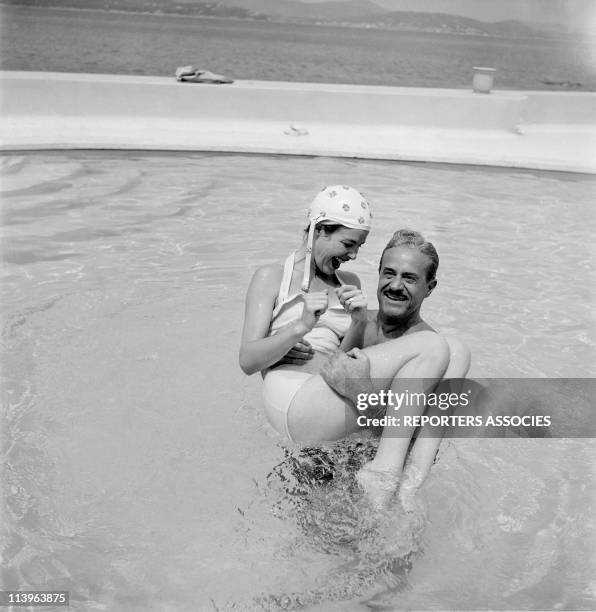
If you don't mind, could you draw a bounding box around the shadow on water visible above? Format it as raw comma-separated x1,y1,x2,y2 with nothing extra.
238,440,428,611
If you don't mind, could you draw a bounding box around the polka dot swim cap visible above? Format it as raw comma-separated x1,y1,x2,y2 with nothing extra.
307,185,372,231
301,185,372,291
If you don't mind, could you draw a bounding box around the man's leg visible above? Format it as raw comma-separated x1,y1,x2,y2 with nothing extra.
398,336,471,508
356,332,451,507
288,331,451,507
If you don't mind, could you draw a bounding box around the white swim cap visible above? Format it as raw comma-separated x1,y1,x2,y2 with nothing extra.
302,185,372,291
307,185,372,230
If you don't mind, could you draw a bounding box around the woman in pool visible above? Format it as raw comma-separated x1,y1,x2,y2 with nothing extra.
239,186,451,506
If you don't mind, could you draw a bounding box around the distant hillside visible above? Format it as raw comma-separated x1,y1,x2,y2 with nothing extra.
1,0,549,37
1,0,385,20
372,0,596,36
0,0,262,18
344,11,544,37
218,0,385,20
486,19,543,38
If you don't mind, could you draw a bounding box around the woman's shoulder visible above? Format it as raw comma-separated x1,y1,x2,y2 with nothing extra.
249,262,285,293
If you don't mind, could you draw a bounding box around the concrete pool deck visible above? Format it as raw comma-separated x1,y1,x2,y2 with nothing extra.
1,71,595,173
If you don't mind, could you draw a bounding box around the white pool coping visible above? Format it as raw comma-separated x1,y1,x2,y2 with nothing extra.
1,71,595,173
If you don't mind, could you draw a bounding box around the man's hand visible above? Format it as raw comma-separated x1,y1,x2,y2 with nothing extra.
273,340,314,367
320,348,373,405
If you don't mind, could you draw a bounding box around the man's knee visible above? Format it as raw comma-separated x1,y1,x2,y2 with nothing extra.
417,331,450,373
445,335,471,378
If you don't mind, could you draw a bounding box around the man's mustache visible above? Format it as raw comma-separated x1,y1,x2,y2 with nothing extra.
383,290,408,299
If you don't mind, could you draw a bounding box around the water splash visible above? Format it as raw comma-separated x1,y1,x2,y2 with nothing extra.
238,441,428,610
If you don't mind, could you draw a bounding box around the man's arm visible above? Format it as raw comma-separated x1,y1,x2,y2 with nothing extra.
320,348,387,419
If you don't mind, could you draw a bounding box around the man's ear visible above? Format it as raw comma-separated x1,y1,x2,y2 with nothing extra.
426,278,437,296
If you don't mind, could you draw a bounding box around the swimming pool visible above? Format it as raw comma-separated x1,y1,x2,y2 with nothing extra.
2,151,595,611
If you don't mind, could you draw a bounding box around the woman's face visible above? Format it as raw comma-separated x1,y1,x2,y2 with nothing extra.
313,226,369,275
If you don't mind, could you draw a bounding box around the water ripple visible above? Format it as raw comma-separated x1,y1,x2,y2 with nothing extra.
2,151,595,610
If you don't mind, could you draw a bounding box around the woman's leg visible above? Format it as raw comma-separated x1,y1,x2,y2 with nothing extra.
287,331,449,457
286,376,358,442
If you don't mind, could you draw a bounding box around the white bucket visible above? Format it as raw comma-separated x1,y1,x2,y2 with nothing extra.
473,67,496,94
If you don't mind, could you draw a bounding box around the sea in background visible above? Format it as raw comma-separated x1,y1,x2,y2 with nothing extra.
1,5,596,90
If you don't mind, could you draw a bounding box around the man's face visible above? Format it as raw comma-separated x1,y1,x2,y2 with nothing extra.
377,246,436,319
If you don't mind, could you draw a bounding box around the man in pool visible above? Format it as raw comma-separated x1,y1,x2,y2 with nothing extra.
280,229,471,507
312,229,592,504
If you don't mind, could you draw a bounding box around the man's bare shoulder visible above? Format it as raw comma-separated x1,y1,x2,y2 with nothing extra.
404,320,436,335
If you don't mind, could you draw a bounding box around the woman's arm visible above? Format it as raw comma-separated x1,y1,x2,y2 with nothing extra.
340,316,370,352
336,275,369,352
239,265,326,376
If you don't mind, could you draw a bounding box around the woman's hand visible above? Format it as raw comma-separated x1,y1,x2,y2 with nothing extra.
299,290,329,332
337,285,367,323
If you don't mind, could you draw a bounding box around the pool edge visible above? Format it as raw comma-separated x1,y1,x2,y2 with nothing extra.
1,71,595,174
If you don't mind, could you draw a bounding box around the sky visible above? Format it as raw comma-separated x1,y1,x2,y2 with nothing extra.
298,0,596,28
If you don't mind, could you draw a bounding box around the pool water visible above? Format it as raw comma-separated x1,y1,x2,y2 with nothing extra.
1,152,595,611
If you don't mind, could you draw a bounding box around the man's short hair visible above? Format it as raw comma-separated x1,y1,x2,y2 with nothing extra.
379,229,439,281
